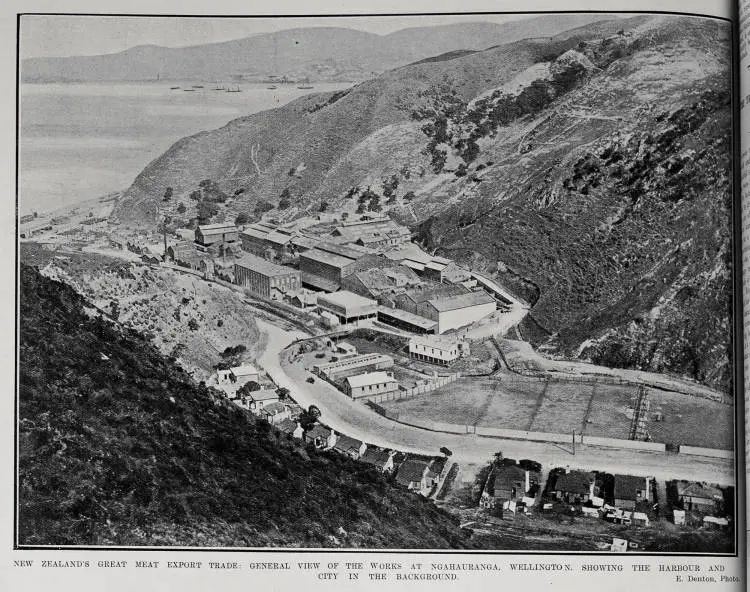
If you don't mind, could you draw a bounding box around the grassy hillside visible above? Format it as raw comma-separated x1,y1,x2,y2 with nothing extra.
110,15,733,392
18,264,473,548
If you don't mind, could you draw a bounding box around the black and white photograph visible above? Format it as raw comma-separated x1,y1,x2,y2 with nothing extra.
15,9,739,557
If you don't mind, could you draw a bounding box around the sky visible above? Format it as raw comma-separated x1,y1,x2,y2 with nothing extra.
21,14,538,59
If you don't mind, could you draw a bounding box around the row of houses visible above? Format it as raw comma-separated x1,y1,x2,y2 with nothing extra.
294,422,451,496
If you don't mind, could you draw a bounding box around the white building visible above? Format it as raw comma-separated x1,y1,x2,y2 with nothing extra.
318,290,378,325
425,291,496,334
409,335,463,365
343,371,399,400
244,389,279,411
317,290,378,324
216,364,259,385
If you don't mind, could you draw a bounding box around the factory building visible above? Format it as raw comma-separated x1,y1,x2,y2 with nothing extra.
234,253,301,300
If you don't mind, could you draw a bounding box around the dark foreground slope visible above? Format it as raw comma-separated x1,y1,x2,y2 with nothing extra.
18,264,471,548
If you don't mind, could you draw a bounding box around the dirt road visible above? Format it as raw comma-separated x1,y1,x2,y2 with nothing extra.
256,319,735,486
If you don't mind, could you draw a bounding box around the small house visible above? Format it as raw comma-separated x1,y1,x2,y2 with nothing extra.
276,418,304,439
552,469,596,504
360,448,395,473
332,435,367,460
614,474,651,510
482,465,530,509
259,402,291,425
675,481,724,513
245,389,279,411
304,425,337,450
673,509,686,526
395,458,432,495
229,364,260,385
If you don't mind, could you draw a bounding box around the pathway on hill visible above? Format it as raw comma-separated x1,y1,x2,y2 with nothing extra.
255,319,734,487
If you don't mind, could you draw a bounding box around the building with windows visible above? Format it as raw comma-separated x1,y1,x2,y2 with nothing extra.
195,223,239,246
330,217,411,251
614,474,651,510
234,254,300,300
423,291,496,334
317,290,377,324
409,335,463,365
343,371,399,400
298,242,374,291
239,222,295,259
312,353,394,381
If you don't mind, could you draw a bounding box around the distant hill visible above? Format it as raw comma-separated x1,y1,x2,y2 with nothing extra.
20,15,608,82
109,14,733,392
17,263,472,547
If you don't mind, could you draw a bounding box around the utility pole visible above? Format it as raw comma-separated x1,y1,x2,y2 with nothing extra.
572,430,576,455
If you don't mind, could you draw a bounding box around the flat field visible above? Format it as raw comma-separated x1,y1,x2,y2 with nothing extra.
381,375,734,449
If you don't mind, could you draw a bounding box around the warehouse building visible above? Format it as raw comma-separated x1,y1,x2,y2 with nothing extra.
239,222,295,259
317,290,377,324
331,217,411,251
234,254,301,300
376,306,437,334
424,291,496,334
298,242,374,291
313,353,394,381
195,222,239,247
343,371,399,400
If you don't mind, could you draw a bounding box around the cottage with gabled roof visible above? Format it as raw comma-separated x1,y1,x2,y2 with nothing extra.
395,458,432,495
304,425,337,450
332,435,367,460
360,448,395,473
552,468,596,504
614,474,651,510
275,418,304,439
675,481,724,513
259,401,291,425
244,389,279,411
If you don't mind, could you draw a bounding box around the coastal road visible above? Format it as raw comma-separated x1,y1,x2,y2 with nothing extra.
256,319,735,486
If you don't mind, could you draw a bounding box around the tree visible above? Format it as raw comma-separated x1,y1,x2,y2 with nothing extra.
276,387,290,400
238,381,261,398
197,200,218,224
439,447,453,457
187,319,199,331
163,187,173,202
177,203,186,214
308,405,321,419
319,201,329,212
235,212,250,225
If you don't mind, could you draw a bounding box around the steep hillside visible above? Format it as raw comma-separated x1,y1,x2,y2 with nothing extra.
21,15,606,83
111,15,733,392
18,264,472,548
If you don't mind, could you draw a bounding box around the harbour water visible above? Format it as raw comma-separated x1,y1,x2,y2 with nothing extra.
19,81,352,215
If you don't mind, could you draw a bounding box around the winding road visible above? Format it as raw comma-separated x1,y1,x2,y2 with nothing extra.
256,319,735,486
